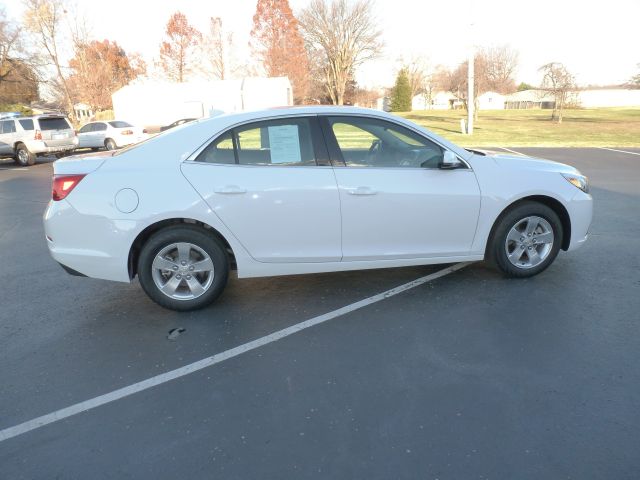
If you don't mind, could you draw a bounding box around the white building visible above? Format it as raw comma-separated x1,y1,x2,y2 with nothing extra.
73,103,94,121
578,89,640,107
112,77,293,127
477,91,505,110
411,91,458,110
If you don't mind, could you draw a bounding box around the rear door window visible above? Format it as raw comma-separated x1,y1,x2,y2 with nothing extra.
18,119,34,131
38,117,71,131
195,117,318,166
94,123,107,131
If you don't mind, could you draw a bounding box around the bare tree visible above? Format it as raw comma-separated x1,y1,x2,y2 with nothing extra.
539,62,575,123
298,0,382,105
480,44,518,94
200,17,234,80
403,56,429,98
630,63,640,89
22,0,76,120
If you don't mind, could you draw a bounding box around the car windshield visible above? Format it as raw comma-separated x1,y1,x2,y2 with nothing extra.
39,117,71,130
109,121,133,128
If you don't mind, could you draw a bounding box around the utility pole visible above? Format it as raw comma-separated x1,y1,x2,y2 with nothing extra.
467,29,474,135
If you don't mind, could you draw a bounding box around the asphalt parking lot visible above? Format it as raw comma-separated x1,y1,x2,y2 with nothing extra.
1,147,639,479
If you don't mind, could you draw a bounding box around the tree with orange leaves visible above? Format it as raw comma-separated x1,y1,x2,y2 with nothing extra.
250,0,309,104
159,12,201,83
68,39,146,111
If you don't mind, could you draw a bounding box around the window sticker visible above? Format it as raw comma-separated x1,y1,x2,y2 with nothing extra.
268,124,301,164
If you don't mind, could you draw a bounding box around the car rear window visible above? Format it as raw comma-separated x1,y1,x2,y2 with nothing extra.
19,119,34,130
109,121,132,128
38,117,71,131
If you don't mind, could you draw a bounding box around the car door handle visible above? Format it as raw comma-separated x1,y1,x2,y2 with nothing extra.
214,185,247,194
347,186,377,195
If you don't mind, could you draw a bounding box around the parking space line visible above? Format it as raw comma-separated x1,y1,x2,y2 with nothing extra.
596,147,640,156
497,147,525,155
0,262,470,443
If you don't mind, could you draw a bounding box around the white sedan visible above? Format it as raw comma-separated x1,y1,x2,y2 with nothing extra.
76,120,147,151
44,107,592,311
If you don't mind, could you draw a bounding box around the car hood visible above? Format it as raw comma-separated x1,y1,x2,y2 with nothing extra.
478,151,580,175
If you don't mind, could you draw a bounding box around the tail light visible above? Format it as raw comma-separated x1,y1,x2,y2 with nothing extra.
34,130,42,140
52,174,86,201
121,129,133,135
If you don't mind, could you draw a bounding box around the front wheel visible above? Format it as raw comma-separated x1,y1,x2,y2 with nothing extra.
489,201,563,278
137,225,229,311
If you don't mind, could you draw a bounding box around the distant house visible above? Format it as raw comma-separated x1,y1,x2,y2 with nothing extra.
504,90,556,109
73,103,94,122
410,91,504,111
504,88,640,109
411,91,459,110
112,77,293,127
477,91,505,110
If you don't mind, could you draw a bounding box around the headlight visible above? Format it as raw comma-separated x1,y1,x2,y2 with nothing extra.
562,173,589,193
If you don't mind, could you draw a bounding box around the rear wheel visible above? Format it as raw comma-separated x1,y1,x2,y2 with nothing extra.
137,225,229,311
15,143,35,166
105,138,117,150
489,201,563,278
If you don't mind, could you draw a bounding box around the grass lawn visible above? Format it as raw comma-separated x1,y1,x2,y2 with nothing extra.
398,108,640,147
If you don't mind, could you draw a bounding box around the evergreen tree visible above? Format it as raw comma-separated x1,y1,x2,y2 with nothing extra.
390,68,412,112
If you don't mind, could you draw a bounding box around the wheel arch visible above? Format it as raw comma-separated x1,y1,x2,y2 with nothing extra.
486,195,572,256
128,218,236,280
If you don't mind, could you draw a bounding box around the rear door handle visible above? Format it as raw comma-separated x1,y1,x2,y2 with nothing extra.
347,186,377,196
214,185,247,194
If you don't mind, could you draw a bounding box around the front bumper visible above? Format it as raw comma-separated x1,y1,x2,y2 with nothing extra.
567,191,593,251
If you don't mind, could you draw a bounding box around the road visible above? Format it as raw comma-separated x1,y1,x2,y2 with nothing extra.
1,147,639,479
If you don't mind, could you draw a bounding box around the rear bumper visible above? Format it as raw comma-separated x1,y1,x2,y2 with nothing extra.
26,139,78,154
44,199,133,283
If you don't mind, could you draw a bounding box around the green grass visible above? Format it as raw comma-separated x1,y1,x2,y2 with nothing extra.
398,108,640,147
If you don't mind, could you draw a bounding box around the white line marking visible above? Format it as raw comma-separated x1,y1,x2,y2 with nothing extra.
0,262,470,442
497,147,525,155
596,147,640,156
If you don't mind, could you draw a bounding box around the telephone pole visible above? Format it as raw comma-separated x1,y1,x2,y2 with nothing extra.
467,26,474,135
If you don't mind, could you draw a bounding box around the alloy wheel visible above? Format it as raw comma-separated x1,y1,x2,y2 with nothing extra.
151,242,215,300
504,215,554,269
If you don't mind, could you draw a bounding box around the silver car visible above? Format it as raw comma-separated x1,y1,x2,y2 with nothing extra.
0,114,78,166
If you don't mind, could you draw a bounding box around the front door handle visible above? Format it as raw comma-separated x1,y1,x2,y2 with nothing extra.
214,185,247,194
347,186,378,196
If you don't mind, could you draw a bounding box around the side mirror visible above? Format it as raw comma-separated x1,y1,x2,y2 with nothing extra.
439,150,463,170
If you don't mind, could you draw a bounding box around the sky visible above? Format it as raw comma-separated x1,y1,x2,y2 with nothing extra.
5,0,639,89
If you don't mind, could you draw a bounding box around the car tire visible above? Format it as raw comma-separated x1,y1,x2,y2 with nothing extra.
105,138,117,150
137,225,229,311
489,201,563,278
14,143,36,166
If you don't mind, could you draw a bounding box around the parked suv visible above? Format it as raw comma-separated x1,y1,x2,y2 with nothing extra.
0,114,78,166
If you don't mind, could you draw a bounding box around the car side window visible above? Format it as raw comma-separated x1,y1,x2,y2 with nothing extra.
195,118,317,167
79,124,93,134
327,116,444,169
1,120,16,134
94,123,107,131
19,119,34,131
196,132,235,164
